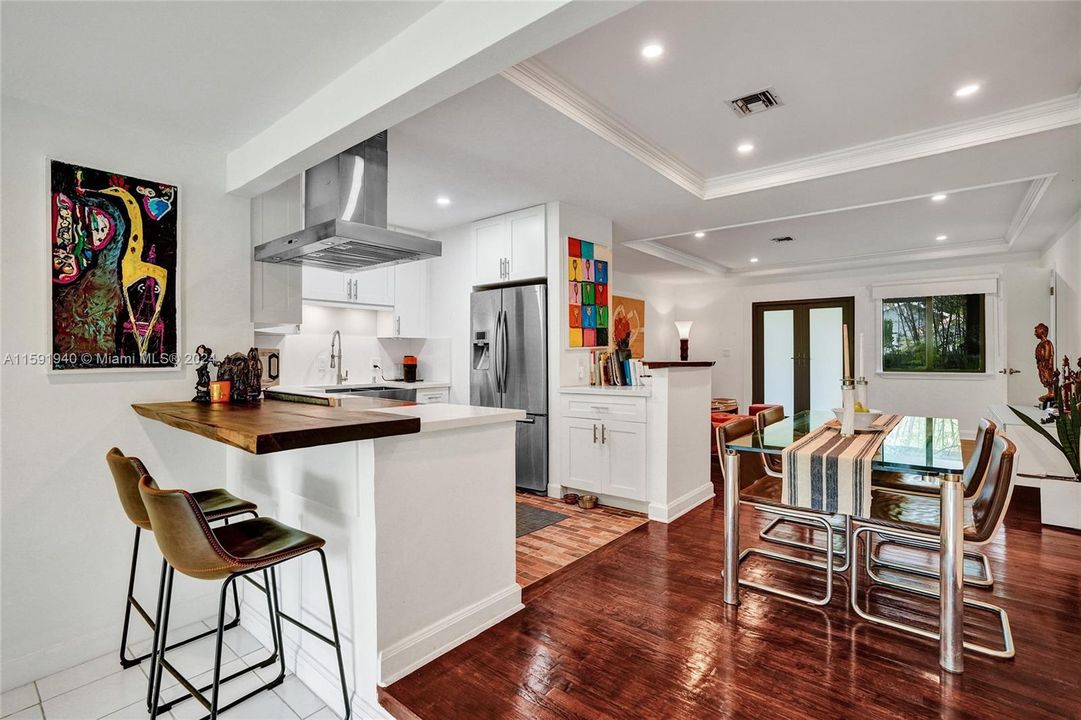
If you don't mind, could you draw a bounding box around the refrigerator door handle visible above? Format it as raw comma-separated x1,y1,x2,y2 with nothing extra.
494,309,504,394
518,415,536,424
501,308,510,393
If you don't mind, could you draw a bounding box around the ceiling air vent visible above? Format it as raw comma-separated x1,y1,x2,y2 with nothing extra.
771,236,794,243
729,88,783,117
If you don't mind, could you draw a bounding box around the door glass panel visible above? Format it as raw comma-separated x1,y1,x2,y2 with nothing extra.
809,306,843,410
763,309,794,411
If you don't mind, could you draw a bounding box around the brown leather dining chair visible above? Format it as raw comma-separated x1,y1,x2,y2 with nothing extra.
139,474,351,720
106,448,257,677
869,418,999,587
755,406,786,477
717,417,846,606
849,434,1016,659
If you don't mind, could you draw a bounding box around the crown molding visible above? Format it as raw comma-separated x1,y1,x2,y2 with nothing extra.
501,56,1080,202
1005,174,1055,247
700,95,1079,199
500,59,705,196
621,239,729,276
624,174,1054,278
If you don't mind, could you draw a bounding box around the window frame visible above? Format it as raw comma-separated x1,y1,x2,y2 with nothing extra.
878,293,988,375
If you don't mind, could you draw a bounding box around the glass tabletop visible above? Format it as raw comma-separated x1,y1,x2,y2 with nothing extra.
727,410,964,474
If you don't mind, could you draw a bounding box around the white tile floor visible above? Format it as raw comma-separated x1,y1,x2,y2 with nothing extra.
1,620,339,720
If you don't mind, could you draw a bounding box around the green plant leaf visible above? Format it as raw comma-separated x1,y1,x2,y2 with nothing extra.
1010,405,1065,453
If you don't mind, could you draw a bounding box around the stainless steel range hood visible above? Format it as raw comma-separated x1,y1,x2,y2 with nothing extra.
254,132,441,271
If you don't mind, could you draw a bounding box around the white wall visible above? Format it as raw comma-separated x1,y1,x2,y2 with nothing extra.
0,97,252,688
426,222,474,404
663,257,1026,437
1043,214,1081,358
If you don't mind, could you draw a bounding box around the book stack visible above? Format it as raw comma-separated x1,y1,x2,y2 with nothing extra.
589,350,646,387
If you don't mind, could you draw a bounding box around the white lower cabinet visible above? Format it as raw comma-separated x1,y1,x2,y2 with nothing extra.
562,414,646,501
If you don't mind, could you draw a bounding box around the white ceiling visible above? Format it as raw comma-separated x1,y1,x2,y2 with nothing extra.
535,1,1081,177
4,1,1078,281
387,1,1081,279
657,180,1030,271
0,1,438,149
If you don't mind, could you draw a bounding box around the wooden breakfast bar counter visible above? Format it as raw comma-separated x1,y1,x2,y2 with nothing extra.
133,396,525,717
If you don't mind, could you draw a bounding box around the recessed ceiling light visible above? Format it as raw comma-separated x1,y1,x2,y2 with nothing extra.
749,257,759,263
436,196,451,206
954,83,980,98
931,193,947,202
737,142,755,154
641,43,664,59
936,235,948,241
694,231,705,239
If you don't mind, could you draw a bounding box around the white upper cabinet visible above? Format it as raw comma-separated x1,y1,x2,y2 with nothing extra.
389,260,428,337
303,264,395,306
473,216,508,285
472,204,546,285
506,206,546,282
251,176,303,327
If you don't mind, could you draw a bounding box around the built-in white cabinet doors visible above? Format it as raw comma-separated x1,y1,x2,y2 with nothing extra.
251,176,303,327
303,265,395,306
562,415,647,501
378,260,429,337
473,205,546,285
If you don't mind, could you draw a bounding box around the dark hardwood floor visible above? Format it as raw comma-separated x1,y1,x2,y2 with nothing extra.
382,467,1081,719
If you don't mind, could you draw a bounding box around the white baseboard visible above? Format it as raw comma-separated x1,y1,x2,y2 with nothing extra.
378,583,523,685
649,482,715,523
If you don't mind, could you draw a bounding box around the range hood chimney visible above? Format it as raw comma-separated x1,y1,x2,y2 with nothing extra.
254,132,441,271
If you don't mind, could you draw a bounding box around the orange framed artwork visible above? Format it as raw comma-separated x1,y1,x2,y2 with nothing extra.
611,295,645,358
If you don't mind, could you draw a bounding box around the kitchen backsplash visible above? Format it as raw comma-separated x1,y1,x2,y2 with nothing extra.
257,332,451,387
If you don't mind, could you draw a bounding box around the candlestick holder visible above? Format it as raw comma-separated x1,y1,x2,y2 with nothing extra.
841,378,856,437
855,377,868,411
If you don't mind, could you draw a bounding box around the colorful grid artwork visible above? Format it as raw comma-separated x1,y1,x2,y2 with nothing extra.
567,236,610,348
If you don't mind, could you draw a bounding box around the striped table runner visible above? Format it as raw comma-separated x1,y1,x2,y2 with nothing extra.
781,414,903,516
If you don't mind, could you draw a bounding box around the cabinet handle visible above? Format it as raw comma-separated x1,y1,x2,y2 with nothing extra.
601,424,608,444
354,279,358,299
593,424,598,444
396,316,401,336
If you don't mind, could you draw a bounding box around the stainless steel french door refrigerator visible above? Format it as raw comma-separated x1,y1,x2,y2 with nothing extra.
470,283,548,492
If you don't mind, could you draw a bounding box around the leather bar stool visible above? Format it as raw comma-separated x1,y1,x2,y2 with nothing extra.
849,434,1017,658
869,418,999,587
106,448,257,672
138,475,351,720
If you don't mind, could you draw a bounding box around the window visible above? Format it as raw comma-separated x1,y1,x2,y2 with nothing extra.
881,294,985,372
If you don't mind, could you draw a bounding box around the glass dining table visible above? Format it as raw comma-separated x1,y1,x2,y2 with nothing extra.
723,410,969,673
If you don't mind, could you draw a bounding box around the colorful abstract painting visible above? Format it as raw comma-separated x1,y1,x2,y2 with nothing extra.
567,236,610,348
50,160,178,370
612,295,646,358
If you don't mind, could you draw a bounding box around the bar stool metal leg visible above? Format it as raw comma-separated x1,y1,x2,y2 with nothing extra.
318,549,352,720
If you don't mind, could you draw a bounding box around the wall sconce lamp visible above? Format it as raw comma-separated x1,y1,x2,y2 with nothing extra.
674,320,693,361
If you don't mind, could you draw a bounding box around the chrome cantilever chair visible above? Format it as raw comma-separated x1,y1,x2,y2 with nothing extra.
870,418,998,587
717,417,846,606
850,434,1016,658
106,448,257,678
753,407,850,568
139,475,351,720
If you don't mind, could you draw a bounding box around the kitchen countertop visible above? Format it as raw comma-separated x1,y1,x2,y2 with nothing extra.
132,399,420,454
133,395,521,453
642,361,715,369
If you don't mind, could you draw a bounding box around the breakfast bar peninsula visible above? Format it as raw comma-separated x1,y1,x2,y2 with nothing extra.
132,396,524,717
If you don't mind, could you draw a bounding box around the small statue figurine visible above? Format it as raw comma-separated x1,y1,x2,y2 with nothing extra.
1035,323,1056,407
246,347,263,402
192,344,215,402
216,352,250,402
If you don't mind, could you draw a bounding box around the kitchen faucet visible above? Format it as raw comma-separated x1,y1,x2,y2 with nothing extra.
330,330,348,385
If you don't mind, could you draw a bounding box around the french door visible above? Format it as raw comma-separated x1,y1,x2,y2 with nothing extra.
752,297,855,414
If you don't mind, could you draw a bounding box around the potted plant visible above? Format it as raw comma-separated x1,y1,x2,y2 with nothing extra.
1010,367,1080,482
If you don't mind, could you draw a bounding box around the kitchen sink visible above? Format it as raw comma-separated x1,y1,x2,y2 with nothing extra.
321,386,417,401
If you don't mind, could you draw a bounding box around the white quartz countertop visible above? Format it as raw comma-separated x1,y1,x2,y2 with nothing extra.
559,385,652,397
274,381,450,394
370,402,525,432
